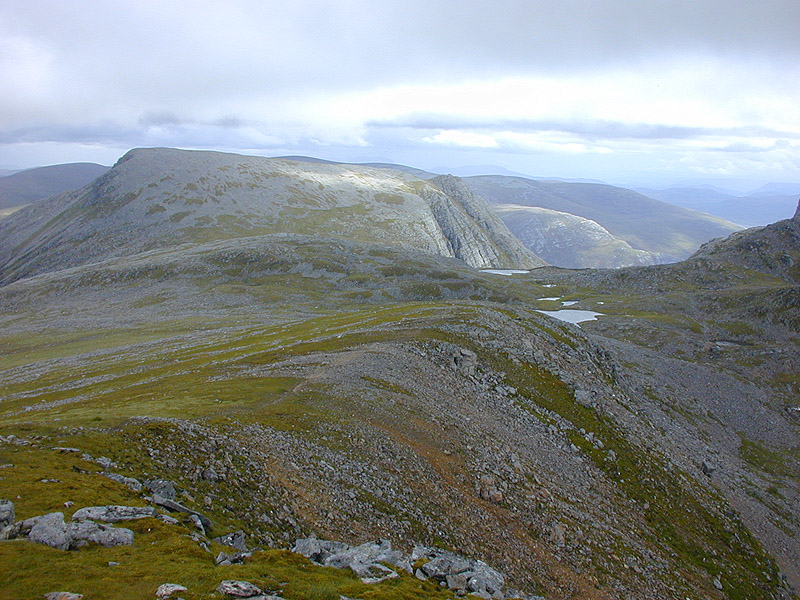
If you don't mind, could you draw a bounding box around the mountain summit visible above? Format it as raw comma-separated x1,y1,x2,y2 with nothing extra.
0,148,543,284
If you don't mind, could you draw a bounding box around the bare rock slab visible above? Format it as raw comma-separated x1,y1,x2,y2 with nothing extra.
217,580,263,597
72,505,157,522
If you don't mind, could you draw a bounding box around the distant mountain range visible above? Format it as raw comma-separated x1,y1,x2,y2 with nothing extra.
4,152,792,272
466,175,741,265
637,185,800,228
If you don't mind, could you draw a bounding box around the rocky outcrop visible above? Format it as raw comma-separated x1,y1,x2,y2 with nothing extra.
292,538,408,584
72,505,157,522
425,176,545,269
691,203,800,283
150,493,212,532
292,537,534,599
1,510,135,550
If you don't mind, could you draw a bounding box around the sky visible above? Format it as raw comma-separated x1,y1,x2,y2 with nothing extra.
1,0,799,191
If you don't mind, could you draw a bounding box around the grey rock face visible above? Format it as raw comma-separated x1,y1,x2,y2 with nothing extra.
72,505,157,522
28,512,70,550
43,593,84,600
0,499,13,528
216,580,262,597
425,176,545,270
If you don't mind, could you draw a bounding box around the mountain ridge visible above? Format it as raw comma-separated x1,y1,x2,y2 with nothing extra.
0,148,543,285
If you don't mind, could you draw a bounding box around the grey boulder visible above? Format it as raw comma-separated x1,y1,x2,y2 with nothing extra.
155,583,188,599
67,520,134,548
102,472,143,492
72,505,157,522
28,513,70,550
216,580,262,597
0,499,14,528
214,530,248,551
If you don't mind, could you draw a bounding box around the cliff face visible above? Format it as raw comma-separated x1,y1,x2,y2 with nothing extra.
424,175,545,269
0,149,543,284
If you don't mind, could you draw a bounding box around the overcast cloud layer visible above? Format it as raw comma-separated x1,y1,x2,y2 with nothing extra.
1,0,799,188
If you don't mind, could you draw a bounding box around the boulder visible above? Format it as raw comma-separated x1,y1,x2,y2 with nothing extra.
453,347,478,376
549,522,566,548
214,530,247,551
216,580,262,597
702,459,717,476
43,593,84,600
421,553,473,580
292,537,351,563
72,505,157,522
155,583,187,599
145,479,177,499
28,513,70,550
478,474,503,503
102,472,143,492
0,499,14,528
151,493,212,531
215,550,253,565
67,520,134,548
1,515,42,540
467,561,505,596
353,562,399,585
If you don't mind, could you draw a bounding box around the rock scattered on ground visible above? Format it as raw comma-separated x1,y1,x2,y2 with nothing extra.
292,537,530,598
102,472,143,492
155,583,188,599
150,493,212,531
1,510,135,550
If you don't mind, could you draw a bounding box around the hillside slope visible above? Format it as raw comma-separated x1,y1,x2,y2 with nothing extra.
0,148,543,284
467,175,741,261
493,204,659,268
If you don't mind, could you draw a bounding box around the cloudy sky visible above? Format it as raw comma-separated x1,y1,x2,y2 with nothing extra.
1,0,799,189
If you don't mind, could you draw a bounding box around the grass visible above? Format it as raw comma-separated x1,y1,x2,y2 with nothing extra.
739,439,800,479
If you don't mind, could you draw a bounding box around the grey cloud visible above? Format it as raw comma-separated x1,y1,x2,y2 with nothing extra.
367,115,799,142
